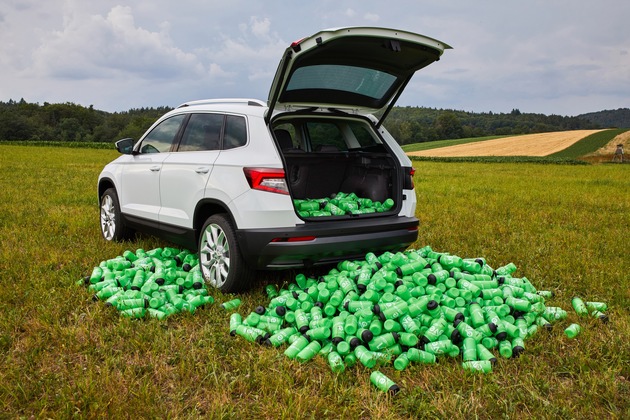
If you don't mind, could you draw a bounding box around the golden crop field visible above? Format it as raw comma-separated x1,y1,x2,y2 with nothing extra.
408,129,605,157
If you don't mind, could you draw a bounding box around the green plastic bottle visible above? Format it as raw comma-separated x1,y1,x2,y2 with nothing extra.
370,371,400,395
296,340,322,362
327,351,345,373
462,360,492,373
284,336,310,359
564,323,581,339
406,348,436,364
571,297,588,316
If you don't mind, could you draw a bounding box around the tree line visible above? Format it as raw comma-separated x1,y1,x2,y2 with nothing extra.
0,98,612,144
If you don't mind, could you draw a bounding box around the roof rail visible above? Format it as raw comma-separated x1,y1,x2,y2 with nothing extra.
177,98,266,108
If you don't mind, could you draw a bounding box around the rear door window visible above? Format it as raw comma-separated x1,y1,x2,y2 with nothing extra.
306,122,347,152
178,113,224,152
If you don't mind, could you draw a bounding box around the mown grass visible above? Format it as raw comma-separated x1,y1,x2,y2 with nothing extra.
402,135,510,153
0,144,629,418
549,129,629,158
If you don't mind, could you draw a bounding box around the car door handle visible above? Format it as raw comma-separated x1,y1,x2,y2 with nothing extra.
195,167,210,174
150,166,161,172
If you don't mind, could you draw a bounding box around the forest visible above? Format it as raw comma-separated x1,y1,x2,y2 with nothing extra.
0,98,626,144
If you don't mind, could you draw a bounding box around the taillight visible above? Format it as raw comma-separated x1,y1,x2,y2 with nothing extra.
243,167,289,195
404,166,415,190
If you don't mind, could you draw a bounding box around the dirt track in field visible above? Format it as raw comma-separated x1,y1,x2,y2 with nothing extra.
407,129,606,157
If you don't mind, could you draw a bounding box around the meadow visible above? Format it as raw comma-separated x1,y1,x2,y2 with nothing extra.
0,144,628,418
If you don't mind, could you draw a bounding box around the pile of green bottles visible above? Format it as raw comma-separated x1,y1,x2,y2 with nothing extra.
228,245,604,392
293,192,395,217
78,247,213,319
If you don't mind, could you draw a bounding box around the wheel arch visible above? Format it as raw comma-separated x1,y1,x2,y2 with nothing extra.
98,178,116,201
193,199,237,241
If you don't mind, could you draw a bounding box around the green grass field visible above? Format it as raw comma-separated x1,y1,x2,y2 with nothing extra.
0,145,628,418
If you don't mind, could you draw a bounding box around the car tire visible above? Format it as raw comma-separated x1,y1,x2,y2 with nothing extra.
198,213,253,292
100,188,133,241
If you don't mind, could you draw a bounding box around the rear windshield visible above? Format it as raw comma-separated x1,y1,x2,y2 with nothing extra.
286,65,397,101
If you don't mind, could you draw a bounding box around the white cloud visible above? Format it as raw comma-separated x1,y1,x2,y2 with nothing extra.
363,13,380,23
30,5,204,80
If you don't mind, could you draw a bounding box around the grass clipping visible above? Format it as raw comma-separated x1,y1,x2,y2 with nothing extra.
230,245,608,393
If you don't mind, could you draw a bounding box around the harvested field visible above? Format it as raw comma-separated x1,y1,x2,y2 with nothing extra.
408,129,605,157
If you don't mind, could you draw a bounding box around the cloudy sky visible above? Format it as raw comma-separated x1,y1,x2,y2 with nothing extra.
1,0,628,116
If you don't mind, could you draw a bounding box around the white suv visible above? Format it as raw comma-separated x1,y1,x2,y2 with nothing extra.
98,27,450,292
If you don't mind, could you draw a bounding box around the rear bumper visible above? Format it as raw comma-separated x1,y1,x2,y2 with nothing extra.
236,216,419,269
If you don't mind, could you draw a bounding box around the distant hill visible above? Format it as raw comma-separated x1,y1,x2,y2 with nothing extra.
577,108,630,128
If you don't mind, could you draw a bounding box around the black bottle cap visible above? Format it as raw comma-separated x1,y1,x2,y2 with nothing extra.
378,312,386,322
512,310,525,318
275,306,287,316
349,337,361,349
105,302,113,307
143,298,149,308
395,268,403,277
150,266,156,273
598,314,609,323
361,330,374,343
489,357,497,365
292,291,300,299
427,274,436,285
193,282,203,290
343,301,350,311
475,258,484,266
450,329,462,344
512,346,524,357
314,301,324,308
488,322,498,333
372,304,381,314
178,285,184,294
375,261,383,270
229,330,236,337
331,337,343,345
427,300,438,311
264,338,272,346
299,325,309,334
130,286,140,291
82,276,90,285
357,284,367,294
496,331,508,341
394,280,403,288
392,332,400,342
453,318,462,328
454,312,465,323
388,384,400,396
155,277,165,286
497,276,505,285
174,256,182,265
255,306,266,315
449,270,456,278
91,294,99,302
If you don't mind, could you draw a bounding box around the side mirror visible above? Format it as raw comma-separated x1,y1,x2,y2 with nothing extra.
115,138,135,155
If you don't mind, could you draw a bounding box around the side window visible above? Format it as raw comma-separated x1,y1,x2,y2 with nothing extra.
223,115,247,150
349,122,379,148
178,113,224,152
139,115,186,154
306,122,347,152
